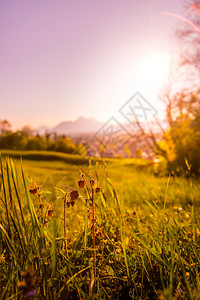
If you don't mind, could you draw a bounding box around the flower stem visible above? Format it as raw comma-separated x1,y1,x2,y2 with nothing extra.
64,195,68,257
91,188,96,285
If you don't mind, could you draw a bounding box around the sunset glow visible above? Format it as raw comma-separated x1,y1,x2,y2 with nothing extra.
0,0,185,128
137,52,171,88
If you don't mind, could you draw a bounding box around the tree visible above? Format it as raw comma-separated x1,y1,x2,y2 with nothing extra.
0,131,28,150
135,80,200,175
135,2,200,175
26,135,46,150
21,126,34,136
176,1,200,86
75,143,87,156
49,137,76,153
0,119,11,134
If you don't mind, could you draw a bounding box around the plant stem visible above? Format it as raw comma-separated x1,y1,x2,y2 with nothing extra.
91,189,96,284
64,195,68,257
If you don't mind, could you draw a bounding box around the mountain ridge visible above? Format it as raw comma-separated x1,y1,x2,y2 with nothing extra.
37,116,103,135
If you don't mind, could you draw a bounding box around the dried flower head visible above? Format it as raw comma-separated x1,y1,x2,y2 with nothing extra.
95,187,101,193
69,190,79,201
65,200,75,208
90,179,95,187
48,209,54,217
29,187,38,195
66,200,71,208
78,180,85,188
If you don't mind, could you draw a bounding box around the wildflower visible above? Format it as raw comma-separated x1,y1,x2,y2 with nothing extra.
48,209,54,217
69,190,79,201
78,180,85,188
66,200,71,208
29,187,38,195
90,179,95,187
95,187,101,193
64,190,79,208
70,200,75,206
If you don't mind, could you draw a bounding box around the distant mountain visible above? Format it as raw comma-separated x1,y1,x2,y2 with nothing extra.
37,116,165,136
52,116,103,135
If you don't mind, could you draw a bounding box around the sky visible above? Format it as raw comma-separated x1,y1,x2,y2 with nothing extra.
0,0,187,129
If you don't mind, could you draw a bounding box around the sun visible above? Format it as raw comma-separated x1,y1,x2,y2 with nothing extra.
137,52,171,88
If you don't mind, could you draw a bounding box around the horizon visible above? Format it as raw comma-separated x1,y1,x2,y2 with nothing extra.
0,0,186,128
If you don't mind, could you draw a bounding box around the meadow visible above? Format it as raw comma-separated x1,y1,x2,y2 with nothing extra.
0,150,200,299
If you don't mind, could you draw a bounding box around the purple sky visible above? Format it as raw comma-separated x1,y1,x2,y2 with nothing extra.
0,0,186,129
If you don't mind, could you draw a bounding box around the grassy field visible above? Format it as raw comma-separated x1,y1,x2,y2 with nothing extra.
0,150,200,299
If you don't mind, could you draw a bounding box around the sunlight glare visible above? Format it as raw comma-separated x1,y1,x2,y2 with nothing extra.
137,53,171,88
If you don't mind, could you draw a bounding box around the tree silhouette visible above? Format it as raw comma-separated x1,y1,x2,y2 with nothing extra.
0,119,11,134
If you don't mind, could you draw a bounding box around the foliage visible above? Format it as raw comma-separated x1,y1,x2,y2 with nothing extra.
0,125,86,156
48,137,76,153
26,135,46,150
0,131,28,150
154,91,200,176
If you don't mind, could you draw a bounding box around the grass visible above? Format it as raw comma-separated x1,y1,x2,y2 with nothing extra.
0,151,200,299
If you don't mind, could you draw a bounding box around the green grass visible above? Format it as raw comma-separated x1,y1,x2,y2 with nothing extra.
0,151,200,299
